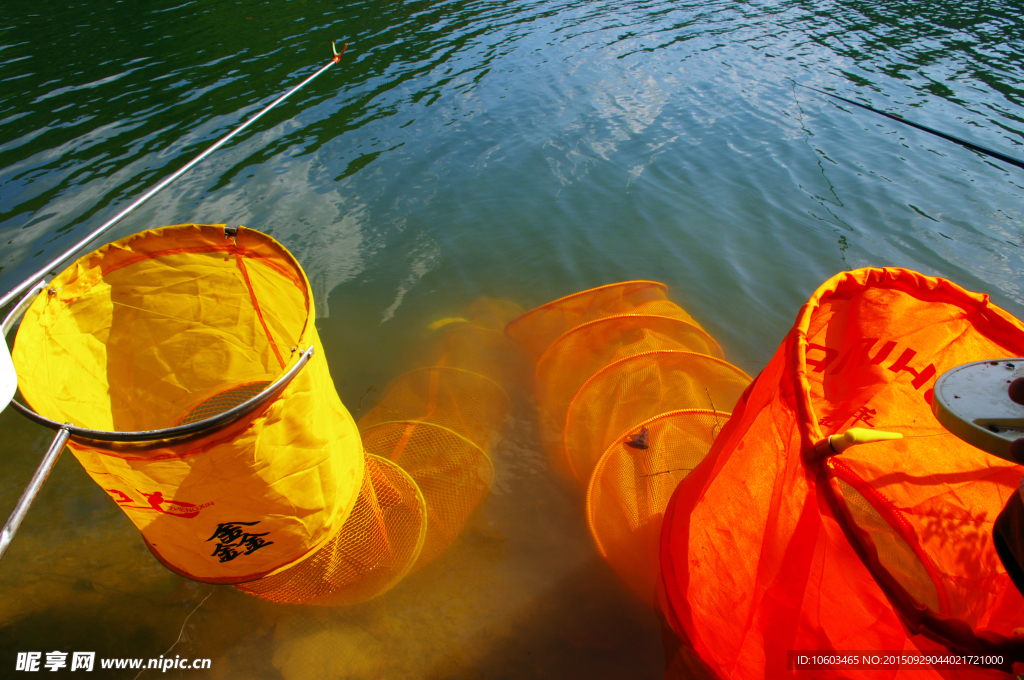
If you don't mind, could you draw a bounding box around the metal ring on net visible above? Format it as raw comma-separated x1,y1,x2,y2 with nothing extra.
1,245,313,447
7,350,313,446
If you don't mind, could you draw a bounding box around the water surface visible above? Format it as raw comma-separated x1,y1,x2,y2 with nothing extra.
2,0,1023,677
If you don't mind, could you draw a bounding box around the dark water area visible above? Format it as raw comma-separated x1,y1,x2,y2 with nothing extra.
1,0,1023,677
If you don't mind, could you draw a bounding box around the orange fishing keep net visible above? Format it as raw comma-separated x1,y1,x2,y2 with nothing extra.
506,281,749,603
587,409,728,603
506,281,705,364
242,299,519,604
660,268,1024,679
565,352,748,485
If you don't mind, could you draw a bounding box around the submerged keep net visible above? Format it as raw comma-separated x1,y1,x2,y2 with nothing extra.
13,224,515,605
506,281,751,602
238,298,519,603
660,269,1024,678
358,299,520,571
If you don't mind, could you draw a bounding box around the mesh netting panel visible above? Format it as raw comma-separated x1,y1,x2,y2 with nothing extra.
835,478,943,613
533,315,723,478
357,367,509,450
361,421,493,570
235,454,427,606
564,352,750,485
587,410,727,603
506,281,697,362
176,381,271,425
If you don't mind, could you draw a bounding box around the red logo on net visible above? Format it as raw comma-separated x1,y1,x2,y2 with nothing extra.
105,489,213,518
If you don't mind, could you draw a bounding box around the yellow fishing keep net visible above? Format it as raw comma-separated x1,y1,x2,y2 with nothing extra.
13,224,365,584
234,453,428,606
357,300,519,573
238,297,520,603
13,224,514,607
506,281,750,602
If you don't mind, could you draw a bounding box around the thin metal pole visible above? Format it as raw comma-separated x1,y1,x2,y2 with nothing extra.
0,42,348,312
0,427,71,562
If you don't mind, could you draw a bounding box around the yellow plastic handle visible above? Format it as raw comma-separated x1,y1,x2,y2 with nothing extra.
814,428,903,458
427,317,469,332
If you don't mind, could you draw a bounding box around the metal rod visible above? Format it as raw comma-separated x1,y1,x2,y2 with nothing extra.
798,84,1024,172
0,427,71,562
9,346,314,446
0,42,348,312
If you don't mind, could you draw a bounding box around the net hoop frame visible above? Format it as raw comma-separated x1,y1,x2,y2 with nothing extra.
505,280,668,335
360,418,495,468
585,407,732,561
562,350,750,482
2,225,314,449
9,347,312,446
535,314,725,383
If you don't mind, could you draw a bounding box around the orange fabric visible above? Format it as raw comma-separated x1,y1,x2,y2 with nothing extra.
660,268,1024,679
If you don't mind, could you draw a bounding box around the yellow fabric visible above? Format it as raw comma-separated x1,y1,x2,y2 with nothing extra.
13,224,364,584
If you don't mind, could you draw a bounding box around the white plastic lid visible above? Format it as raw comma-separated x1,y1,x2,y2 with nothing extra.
933,358,1024,463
